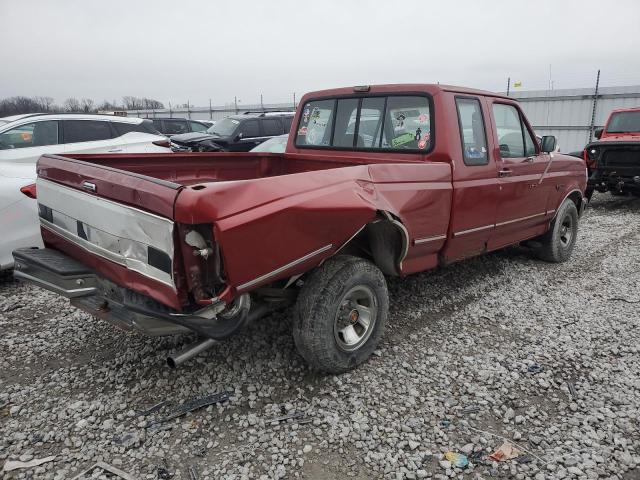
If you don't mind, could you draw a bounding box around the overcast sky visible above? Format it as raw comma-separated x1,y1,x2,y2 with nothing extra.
1,0,639,107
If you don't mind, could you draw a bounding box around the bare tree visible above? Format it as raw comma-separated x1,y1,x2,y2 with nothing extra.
64,97,81,112
81,98,95,113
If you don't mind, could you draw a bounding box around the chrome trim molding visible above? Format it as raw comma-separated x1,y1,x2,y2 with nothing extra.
237,244,333,291
495,212,546,227
414,234,447,245
453,224,494,237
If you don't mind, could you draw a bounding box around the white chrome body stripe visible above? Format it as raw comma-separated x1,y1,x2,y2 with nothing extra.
237,244,333,291
495,212,546,227
453,224,494,237
414,234,447,245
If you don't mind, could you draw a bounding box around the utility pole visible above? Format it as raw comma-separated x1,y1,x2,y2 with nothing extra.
293,92,296,109
187,100,191,119
209,99,212,120
234,96,238,114
260,93,264,111
506,77,511,96
588,69,601,143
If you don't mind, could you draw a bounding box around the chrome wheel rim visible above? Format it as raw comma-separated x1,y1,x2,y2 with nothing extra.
333,285,377,352
559,213,574,247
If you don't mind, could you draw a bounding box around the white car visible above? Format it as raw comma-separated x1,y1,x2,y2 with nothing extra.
0,113,171,270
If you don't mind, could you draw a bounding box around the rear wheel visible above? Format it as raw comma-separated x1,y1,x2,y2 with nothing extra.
535,199,579,263
293,255,388,374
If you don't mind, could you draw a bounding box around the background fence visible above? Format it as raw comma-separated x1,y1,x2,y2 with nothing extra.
125,85,640,153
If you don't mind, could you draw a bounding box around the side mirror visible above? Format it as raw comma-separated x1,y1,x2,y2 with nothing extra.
234,132,243,142
594,128,603,139
541,135,557,153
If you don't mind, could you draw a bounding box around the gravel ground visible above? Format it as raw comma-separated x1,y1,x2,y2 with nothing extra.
1,192,639,480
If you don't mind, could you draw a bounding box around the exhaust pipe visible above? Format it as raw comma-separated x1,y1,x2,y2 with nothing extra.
166,302,273,368
167,338,218,369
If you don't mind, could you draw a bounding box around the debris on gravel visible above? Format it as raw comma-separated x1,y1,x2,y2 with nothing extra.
1,193,639,479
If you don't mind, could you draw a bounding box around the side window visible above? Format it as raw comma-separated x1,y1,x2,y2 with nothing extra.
281,116,293,132
455,97,488,166
239,120,260,138
0,121,58,149
381,96,431,150
295,99,335,147
492,104,525,158
332,98,359,148
523,122,537,156
161,119,189,135
189,121,208,133
152,119,163,131
262,118,283,136
63,120,112,143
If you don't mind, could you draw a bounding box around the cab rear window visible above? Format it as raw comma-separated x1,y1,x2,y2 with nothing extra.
295,95,432,152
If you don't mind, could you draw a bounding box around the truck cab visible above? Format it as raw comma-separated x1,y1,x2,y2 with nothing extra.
13,84,587,373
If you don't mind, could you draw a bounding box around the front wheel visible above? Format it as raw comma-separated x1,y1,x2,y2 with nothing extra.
535,199,579,263
293,255,388,374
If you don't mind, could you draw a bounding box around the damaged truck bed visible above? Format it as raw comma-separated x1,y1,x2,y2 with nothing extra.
14,83,587,373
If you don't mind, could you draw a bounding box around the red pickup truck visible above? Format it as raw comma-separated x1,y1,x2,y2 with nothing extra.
14,84,587,373
585,106,640,197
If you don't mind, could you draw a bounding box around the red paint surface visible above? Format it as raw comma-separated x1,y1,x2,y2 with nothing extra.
36,84,586,309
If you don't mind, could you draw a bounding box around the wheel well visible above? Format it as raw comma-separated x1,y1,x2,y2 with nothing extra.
567,190,584,214
336,212,408,276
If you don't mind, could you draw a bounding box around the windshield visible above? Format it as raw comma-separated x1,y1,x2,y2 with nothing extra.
251,135,288,153
207,117,239,136
606,111,640,133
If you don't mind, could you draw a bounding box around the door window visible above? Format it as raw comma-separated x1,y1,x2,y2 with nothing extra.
0,121,58,149
239,120,260,138
262,118,283,136
523,125,537,156
63,120,113,143
189,121,208,133
161,119,189,135
493,104,525,158
281,116,293,132
455,97,488,165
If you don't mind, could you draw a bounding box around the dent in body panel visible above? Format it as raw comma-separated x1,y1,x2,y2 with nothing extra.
204,162,453,293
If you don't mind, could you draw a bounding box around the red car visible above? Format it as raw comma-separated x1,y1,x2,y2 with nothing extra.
13,84,587,373
585,106,640,197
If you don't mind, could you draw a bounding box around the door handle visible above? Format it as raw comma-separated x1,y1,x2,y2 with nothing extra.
108,148,123,152
524,156,535,163
498,169,512,177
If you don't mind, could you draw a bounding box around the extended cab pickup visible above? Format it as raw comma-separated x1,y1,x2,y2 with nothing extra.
14,84,587,373
585,107,640,197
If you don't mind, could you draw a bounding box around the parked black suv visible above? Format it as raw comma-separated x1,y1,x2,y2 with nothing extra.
151,117,211,136
169,111,294,152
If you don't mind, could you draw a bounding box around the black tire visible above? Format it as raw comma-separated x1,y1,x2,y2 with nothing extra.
536,199,579,263
293,255,388,374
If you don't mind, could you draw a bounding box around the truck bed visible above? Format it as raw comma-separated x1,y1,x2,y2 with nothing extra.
62,151,356,186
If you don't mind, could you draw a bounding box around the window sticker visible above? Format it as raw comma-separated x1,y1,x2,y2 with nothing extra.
419,113,428,124
418,132,431,149
415,127,422,141
230,119,239,125
298,126,308,136
303,108,310,122
391,132,415,147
